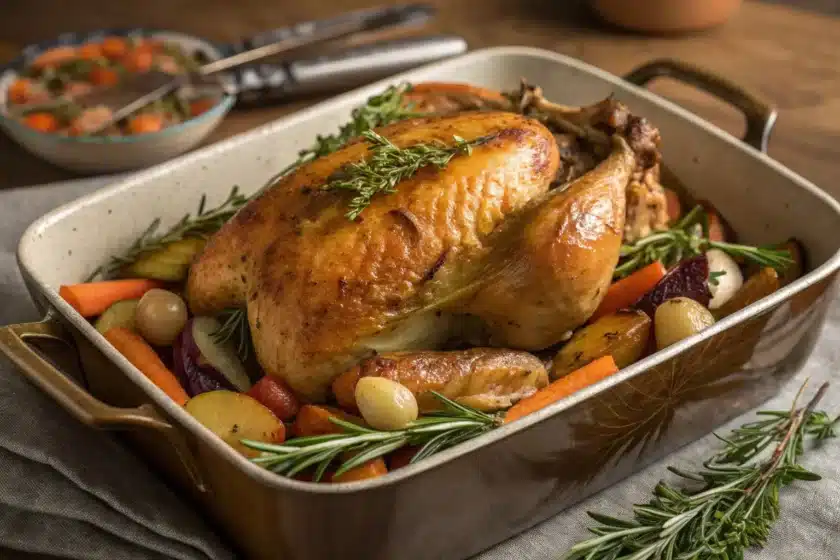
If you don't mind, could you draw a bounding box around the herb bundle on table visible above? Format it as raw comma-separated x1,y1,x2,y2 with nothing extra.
565,382,837,560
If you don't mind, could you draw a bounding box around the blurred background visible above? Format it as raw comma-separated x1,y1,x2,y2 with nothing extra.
1,0,838,195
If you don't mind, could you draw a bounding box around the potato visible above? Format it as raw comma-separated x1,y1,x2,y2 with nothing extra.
654,297,715,350
94,299,139,335
713,268,780,320
552,310,651,379
745,239,805,288
120,237,206,282
185,390,285,458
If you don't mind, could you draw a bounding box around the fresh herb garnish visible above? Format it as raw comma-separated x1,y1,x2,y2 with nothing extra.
708,270,726,287
615,205,793,279
243,392,501,480
211,307,251,362
324,130,492,220
262,83,421,188
565,381,836,560
96,185,247,279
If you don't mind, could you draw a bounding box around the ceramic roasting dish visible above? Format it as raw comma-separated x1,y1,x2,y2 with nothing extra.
2,47,840,560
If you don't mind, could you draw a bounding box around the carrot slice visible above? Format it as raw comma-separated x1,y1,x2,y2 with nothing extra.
331,457,387,483
59,279,162,318
292,405,365,437
503,356,619,424
8,78,33,104
89,67,119,86
23,112,59,133
103,327,189,405
101,36,128,59
127,113,164,134
593,261,667,320
77,43,103,60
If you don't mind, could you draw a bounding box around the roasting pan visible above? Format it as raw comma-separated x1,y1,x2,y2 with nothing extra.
2,47,840,560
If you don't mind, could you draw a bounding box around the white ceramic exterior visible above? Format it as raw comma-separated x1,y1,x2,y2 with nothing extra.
0,31,235,173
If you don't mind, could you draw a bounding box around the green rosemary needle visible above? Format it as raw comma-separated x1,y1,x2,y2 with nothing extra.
324,130,493,220
257,83,421,193
96,185,248,280
243,392,502,480
210,307,251,362
615,205,794,279
565,381,837,560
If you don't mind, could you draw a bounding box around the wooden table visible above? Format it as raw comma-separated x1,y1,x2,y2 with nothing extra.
2,0,839,197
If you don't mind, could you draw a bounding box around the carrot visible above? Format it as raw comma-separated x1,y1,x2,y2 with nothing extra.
128,113,164,135
504,356,619,424
664,188,681,224
593,261,667,320
59,278,162,318
89,67,119,86
8,78,32,104
103,327,189,405
101,36,128,59
331,457,387,483
189,98,216,117
246,375,300,421
292,404,365,437
22,112,59,133
122,49,154,73
77,42,103,60
31,46,77,69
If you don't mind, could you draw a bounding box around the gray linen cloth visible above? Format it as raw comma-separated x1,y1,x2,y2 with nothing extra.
1,177,839,559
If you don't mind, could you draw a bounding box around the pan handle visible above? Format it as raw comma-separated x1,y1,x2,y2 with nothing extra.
623,58,777,153
0,312,206,491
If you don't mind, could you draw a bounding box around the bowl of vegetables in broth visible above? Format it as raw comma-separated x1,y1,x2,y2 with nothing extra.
0,29,234,173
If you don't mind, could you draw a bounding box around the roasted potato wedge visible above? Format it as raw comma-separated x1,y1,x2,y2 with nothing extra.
551,309,651,379
185,390,285,458
745,238,805,288
120,237,206,282
713,267,780,320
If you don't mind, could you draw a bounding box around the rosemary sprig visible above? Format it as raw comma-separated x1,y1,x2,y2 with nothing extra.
211,308,251,362
565,381,837,560
325,130,492,220
97,185,247,279
615,205,793,279
258,83,421,194
243,392,501,480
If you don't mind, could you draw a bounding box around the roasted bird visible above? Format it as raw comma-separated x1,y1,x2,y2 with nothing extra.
187,84,661,402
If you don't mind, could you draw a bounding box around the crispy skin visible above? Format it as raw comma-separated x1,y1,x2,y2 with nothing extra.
460,137,633,348
332,348,548,412
187,112,560,400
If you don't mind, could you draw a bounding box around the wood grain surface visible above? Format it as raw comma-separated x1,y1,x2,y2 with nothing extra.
1,0,839,197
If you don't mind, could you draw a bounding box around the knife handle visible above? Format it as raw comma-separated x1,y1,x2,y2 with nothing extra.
230,35,468,106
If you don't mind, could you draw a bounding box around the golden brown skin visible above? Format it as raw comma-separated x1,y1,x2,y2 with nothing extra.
458,137,634,349
187,111,560,400
332,348,548,412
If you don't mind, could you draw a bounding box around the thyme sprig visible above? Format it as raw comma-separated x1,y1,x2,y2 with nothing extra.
325,130,493,220
96,186,248,280
565,381,837,560
243,392,501,480
615,205,794,279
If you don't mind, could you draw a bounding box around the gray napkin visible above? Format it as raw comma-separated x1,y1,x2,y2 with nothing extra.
2,177,840,560
0,178,235,560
